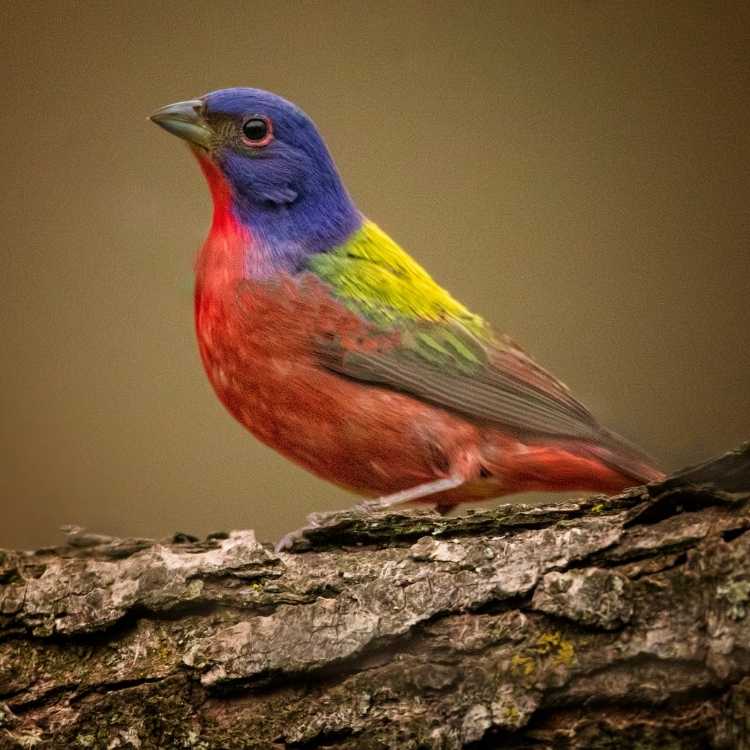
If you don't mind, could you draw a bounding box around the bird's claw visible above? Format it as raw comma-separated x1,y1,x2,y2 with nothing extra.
276,477,466,551
274,529,305,553
274,511,333,553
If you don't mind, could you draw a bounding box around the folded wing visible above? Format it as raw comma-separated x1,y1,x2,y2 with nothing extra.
308,221,660,482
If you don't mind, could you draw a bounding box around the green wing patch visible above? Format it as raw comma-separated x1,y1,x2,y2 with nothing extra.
309,219,607,443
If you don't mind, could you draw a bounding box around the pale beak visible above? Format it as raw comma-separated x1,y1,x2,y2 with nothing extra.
150,99,213,149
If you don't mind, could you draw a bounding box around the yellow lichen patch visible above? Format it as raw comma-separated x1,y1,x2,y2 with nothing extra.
509,631,576,682
510,653,536,677
530,631,576,667
555,638,576,667
501,704,521,725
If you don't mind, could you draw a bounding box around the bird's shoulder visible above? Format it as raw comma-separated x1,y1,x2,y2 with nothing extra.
306,220,487,333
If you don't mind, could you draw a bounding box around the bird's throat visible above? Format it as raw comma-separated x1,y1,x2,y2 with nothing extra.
193,149,249,335
193,147,238,238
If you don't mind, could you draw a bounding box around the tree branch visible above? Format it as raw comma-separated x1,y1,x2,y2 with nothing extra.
1,444,749,749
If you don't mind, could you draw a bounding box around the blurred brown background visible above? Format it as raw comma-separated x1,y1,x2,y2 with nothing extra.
1,2,748,549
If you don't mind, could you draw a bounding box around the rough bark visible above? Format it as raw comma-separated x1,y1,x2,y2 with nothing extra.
1,445,749,750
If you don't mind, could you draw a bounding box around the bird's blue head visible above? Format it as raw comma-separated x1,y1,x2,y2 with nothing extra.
151,88,361,273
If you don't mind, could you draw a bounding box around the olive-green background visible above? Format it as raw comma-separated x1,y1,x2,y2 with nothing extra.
2,2,748,549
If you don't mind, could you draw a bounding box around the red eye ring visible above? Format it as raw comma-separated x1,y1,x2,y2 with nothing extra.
241,115,273,147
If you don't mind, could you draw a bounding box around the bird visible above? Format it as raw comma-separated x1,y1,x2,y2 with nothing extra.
150,88,663,548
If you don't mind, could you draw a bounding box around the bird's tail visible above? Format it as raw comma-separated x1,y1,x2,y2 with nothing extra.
583,426,665,486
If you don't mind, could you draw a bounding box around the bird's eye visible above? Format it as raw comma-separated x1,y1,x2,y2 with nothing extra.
241,116,273,147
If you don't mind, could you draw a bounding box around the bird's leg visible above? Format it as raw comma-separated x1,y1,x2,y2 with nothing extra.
275,475,465,552
355,475,465,512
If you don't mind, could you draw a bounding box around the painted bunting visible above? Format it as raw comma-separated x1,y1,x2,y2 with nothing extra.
151,88,663,547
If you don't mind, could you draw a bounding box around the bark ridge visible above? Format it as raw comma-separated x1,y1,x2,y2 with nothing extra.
1,444,749,749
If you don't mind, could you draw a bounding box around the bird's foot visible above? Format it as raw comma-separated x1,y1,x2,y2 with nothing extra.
274,511,335,553
275,475,465,552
